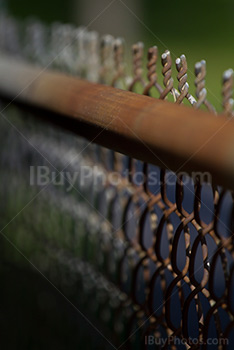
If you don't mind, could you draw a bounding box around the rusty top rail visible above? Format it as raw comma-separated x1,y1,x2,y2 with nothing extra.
0,54,234,189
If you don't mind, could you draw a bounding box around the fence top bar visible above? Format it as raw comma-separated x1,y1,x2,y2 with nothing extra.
0,54,234,189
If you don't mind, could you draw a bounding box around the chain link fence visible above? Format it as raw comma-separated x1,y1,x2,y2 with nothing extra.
0,14,234,349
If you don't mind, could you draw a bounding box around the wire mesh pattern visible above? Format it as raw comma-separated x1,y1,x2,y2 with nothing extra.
0,14,234,350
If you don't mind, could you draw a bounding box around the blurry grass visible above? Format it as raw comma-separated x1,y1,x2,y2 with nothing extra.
7,0,72,23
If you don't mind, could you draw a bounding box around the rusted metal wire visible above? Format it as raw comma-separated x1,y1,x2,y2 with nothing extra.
0,14,234,350
143,46,163,96
222,68,234,117
128,41,145,91
176,54,196,105
160,50,178,101
111,37,125,88
194,60,216,112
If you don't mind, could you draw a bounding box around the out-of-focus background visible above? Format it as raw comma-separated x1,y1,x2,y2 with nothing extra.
3,0,234,108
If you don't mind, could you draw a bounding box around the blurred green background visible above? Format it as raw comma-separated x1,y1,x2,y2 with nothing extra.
4,0,234,109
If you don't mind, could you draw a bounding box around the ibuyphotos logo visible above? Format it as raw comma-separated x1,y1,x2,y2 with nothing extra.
29,165,212,192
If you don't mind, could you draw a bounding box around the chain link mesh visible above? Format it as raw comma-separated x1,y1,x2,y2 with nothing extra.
0,14,234,349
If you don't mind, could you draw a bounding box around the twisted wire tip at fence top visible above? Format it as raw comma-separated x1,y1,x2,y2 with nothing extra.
0,13,233,115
